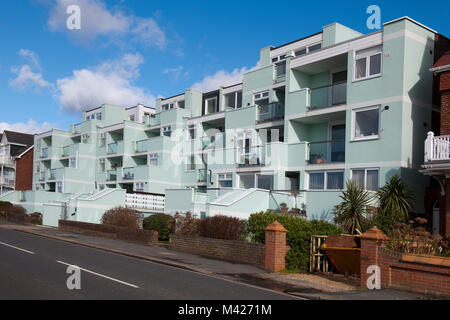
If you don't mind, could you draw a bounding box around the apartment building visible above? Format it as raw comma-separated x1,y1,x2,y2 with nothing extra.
0,130,34,194
0,16,441,226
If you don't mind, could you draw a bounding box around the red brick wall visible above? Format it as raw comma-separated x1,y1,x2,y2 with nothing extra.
444,178,450,236
15,148,33,191
360,228,450,297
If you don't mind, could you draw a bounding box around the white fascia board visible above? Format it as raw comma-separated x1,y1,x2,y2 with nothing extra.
290,32,382,69
271,33,323,58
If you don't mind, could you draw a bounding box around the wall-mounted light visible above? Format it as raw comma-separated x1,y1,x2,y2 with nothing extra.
384,106,390,111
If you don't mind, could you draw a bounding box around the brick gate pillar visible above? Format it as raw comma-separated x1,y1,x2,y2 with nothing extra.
360,226,389,288
264,221,288,272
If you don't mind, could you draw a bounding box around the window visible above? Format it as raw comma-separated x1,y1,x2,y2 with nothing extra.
69,157,77,168
238,173,273,190
295,48,307,57
162,103,174,111
163,126,172,137
57,181,63,193
276,61,286,78
149,153,158,166
35,184,40,191
36,139,41,151
129,114,135,121
205,97,218,114
81,134,89,143
257,173,274,190
353,106,380,140
187,155,195,171
352,168,379,191
99,133,106,147
355,46,382,80
35,162,40,173
225,91,243,109
96,112,102,120
177,100,185,109
135,182,144,192
254,91,269,107
218,173,233,188
188,124,196,140
309,171,344,190
308,43,322,53
99,159,105,172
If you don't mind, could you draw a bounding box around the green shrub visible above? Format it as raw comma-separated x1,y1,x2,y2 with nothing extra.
101,207,141,229
143,214,175,241
197,215,246,241
247,211,342,271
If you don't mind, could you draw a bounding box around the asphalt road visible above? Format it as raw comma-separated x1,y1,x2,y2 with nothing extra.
0,227,295,300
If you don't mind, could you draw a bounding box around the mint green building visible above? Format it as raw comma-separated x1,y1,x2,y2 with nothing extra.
0,17,438,226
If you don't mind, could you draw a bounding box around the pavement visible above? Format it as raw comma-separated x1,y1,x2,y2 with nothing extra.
0,221,434,300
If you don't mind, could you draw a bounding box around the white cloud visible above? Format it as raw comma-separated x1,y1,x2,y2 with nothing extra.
47,0,167,48
162,66,188,81
9,49,51,91
192,63,259,92
55,53,155,113
0,119,55,134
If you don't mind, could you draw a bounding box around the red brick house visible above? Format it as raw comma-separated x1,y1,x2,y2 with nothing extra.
0,131,35,193
422,39,450,236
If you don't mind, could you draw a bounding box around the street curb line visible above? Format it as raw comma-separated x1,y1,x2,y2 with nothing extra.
8,226,214,275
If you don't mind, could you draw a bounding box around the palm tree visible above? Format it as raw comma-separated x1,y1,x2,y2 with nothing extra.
333,180,374,235
377,174,414,223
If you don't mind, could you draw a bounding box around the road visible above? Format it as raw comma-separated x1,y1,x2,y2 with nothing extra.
0,227,295,300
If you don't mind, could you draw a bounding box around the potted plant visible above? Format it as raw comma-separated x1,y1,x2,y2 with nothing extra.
280,203,288,214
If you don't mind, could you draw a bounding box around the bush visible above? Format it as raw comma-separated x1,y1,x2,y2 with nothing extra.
101,207,141,229
143,214,175,241
197,215,246,241
174,213,200,236
247,211,342,271
0,201,13,214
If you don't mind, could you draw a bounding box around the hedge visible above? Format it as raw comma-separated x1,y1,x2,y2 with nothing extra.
143,214,175,241
247,211,342,271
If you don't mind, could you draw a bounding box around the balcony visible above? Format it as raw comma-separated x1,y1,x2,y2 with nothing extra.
71,123,82,135
40,148,51,160
61,144,78,158
0,176,15,187
256,102,285,124
145,113,161,127
424,132,450,162
308,81,347,111
306,140,345,165
106,170,117,182
237,146,266,168
122,167,135,181
135,140,149,153
107,141,123,155
0,155,15,167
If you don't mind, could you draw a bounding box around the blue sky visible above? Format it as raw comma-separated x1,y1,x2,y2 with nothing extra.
0,0,449,133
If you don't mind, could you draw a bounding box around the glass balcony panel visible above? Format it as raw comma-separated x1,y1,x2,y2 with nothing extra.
123,167,135,180
257,102,285,124
307,140,345,164
310,82,347,110
135,140,149,153
237,146,266,167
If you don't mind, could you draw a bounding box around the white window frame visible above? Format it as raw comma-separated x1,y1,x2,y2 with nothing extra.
162,103,175,111
217,173,233,188
351,105,381,141
204,97,218,115
99,133,106,147
307,170,344,191
225,91,243,110
69,157,77,169
237,172,274,190
353,46,383,81
177,100,185,109
351,168,379,191
135,182,144,192
253,91,269,106
96,112,102,120
148,153,159,166
162,126,172,137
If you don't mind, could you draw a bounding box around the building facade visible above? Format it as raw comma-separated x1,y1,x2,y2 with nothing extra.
0,17,441,226
0,131,34,194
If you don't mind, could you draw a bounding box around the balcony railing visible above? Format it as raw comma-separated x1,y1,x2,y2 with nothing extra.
135,140,149,153
107,141,123,155
40,148,50,159
424,132,450,162
122,167,135,181
106,170,117,182
145,113,161,127
306,140,345,164
0,176,15,186
0,155,15,166
237,146,266,167
308,81,347,111
256,102,285,124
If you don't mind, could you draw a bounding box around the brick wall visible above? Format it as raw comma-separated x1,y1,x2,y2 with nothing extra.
15,147,33,191
59,220,158,246
169,234,266,268
360,227,450,297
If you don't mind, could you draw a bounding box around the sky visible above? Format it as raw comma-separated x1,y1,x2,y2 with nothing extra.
0,0,449,134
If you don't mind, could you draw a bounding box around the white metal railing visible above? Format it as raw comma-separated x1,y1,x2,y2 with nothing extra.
0,176,15,186
424,132,450,162
125,193,165,212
